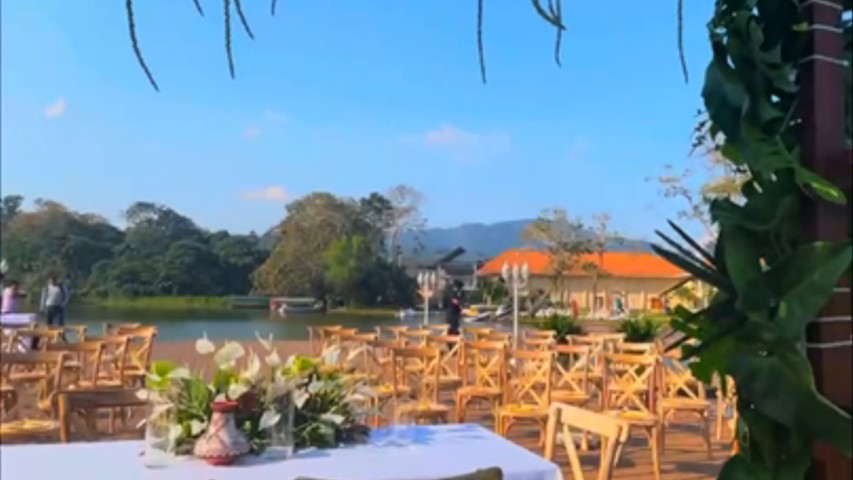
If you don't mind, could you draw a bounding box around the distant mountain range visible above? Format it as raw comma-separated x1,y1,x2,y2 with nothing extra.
399,219,652,262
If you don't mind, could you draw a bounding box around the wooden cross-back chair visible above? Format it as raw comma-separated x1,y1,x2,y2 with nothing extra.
520,337,554,351
602,353,662,480
0,351,68,443
79,335,131,388
58,388,147,442
10,328,60,352
361,339,409,426
339,333,377,380
659,349,712,459
566,335,608,399
463,327,494,341
374,325,409,341
496,349,553,447
426,335,463,392
715,375,738,448
616,342,657,356
113,326,157,387
401,329,431,347
35,324,87,343
551,345,591,407
545,403,630,480
524,329,556,341
46,341,104,389
428,324,450,336
486,332,512,345
101,323,141,336
456,340,506,423
390,346,451,424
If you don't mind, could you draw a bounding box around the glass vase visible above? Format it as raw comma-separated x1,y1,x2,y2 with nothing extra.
265,395,295,460
142,400,178,468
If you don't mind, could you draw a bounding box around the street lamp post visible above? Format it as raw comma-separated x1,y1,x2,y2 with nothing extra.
501,261,529,349
416,270,439,327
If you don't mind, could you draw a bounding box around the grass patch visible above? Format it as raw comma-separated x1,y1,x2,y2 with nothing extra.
328,306,399,317
86,296,230,310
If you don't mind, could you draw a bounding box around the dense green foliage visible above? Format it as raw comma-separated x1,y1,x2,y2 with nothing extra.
617,315,665,342
537,314,582,343
1,192,416,308
653,1,853,478
251,192,416,306
0,198,265,301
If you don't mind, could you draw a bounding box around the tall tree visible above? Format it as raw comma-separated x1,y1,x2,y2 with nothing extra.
522,208,592,305
385,185,426,265
323,235,374,305
581,213,620,317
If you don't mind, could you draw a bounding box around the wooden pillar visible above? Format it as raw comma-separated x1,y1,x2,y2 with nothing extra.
799,1,853,479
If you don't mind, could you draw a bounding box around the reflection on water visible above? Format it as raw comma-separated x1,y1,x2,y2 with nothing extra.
66,306,442,342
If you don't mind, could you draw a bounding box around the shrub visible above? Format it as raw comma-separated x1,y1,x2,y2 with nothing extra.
539,314,582,343
617,314,666,342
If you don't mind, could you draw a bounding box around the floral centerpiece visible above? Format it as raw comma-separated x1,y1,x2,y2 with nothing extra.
140,333,370,464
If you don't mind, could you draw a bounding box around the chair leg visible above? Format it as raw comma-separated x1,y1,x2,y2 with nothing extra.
659,410,667,454
701,411,713,460
649,426,662,480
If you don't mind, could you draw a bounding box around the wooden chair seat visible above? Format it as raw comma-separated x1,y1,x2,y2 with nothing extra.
395,400,451,422
0,418,60,439
498,404,548,418
660,397,711,410
457,385,501,398
606,409,660,427
551,390,589,405
372,383,410,397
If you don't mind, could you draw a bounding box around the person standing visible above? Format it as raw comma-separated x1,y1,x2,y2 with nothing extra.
40,275,70,326
446,280,464,336
1,280,25,314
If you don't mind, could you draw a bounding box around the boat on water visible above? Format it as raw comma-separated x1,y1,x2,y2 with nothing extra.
270,297,325,316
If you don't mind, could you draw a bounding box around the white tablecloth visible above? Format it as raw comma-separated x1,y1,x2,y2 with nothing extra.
0,424,562,480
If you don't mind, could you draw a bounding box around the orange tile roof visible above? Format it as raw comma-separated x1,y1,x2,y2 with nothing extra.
477,249,689,279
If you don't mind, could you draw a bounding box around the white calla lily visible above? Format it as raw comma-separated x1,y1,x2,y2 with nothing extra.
265,350,282,368
259,409,282,430
195,332,216,355
241,353,262,383
135,389,149,401
214,341,245,369
189,419,208,436
167,367,191,380
227,382,250,400
320,413,345,425
255,331,274,352
293,389,310,408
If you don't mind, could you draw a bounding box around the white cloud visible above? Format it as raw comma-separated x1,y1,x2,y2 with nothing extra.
263,110,288,123
241,185,288,202
566,139,591,162
44,98,66,118
242,124,261,141
406,125,510,162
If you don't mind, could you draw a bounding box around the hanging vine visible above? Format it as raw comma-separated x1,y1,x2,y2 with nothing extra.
119,1,852,478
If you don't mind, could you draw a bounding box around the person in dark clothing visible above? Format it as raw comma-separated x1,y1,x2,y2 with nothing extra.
446,280,464,335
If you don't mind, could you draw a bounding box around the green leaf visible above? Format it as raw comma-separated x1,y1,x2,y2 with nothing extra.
723,226,772,313
771,241,853,339
718,454,769,480
667,220,717,265
652,244,734,294
794,167,848,204
703,52,748,142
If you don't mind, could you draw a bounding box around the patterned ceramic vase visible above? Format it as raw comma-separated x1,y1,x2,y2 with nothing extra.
193,400,250,465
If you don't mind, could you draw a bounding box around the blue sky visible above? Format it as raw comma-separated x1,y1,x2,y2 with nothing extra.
1,0,715,240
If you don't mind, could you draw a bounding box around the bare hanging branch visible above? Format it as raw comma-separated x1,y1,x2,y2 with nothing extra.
271,0,279,16
551,0,563,67
126,0,159,91
677,0,688,83
477,0,487,84
192,0,205,17
233,0,255,39
224,0,235,78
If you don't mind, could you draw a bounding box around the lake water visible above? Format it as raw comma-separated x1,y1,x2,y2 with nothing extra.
65,306,446,342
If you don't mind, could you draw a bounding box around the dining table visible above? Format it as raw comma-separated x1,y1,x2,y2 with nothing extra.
0,423,563,480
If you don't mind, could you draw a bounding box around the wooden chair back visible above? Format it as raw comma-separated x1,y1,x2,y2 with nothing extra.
428,324,450,336
505,350,553,409
46,341,104,388
552,345,590,401
463,327,494,341
545,403,629,480
36,324,87,343
374,325,409,341
391,347,441,405
427,335,463,385
364,340,405,388
602,353,659,415
340,333,377,372
461,341,507,392
524,329,556,340
114,326,157,375
0,352,68,419
58,388,147,442
401,329,431,347
567,335,608,372
306,326,323,356
82,335,131,386
486,332,512,345
101,323,141,336
520,337,554,351
661,350,705,401
10,329,60,351
616,342,657,356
